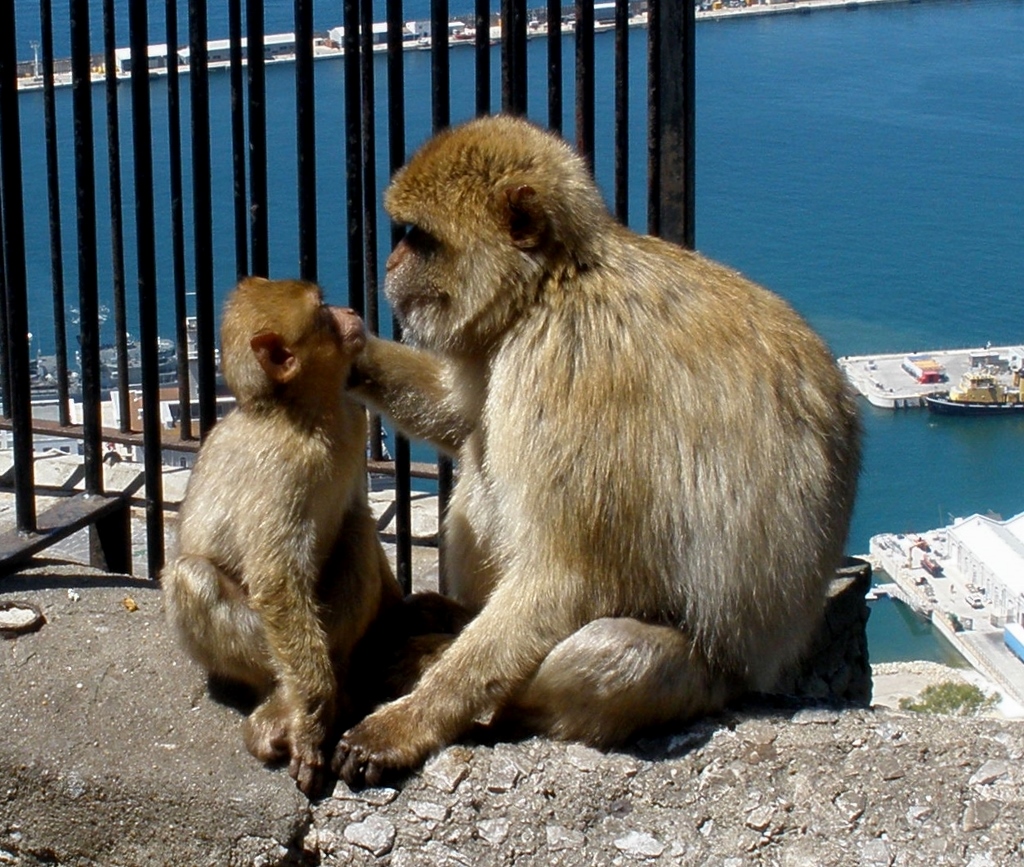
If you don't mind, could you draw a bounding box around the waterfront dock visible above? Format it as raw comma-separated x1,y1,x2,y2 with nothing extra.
839,344,1021,408
866,529,1024,712
13,0,932,92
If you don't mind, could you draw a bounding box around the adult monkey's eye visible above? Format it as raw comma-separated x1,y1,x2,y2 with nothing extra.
405,225,440,255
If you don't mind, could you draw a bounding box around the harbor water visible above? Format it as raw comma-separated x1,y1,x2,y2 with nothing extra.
9,0,1024,663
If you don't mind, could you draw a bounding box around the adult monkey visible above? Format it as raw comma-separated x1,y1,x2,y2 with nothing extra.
334,116,861,787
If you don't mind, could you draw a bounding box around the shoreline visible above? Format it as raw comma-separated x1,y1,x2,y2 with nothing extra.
871,659,1024,720
862,528,1024,716
698,0,912,23
838,343,1022,409
14,0,940,92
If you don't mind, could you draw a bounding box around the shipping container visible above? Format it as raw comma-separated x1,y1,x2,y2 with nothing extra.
1005,623,1024,665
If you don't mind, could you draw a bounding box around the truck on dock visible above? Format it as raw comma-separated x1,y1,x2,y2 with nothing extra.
1005,623,1024,666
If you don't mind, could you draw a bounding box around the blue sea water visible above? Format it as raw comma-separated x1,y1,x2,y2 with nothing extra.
8,0,1024,663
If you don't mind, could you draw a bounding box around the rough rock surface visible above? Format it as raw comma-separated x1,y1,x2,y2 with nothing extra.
310,710,1024,867
2,562,1023,866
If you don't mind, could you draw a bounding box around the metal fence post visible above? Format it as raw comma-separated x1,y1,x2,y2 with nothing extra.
648,0,696,248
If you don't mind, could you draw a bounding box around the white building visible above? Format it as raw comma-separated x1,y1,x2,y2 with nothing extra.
113,43,174,76
948,512,1024,626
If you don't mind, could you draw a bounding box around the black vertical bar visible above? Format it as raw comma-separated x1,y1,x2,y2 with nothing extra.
91,501,131,575
501,0,512,112
190,0,217,436
228,0,248,278
546,0,562,131
648,0,695,247
613,0,629,222
103,0,130,432
388,0,413,594
70,0,103,496
387,2,406,212
0,176,8,417
0,180,9,418
343,0,364,315
166,0,193,437
360,0,382,464
247,0,269,276
681,0,697,250
0,0,36,529
575,0,595,167
432,0,450,129
40,0,70,426
475,0,490,116
515,0,527,115
647,0,658,237
295,0,317,282
432,0,453,593
501,0,526,114
128,0,164,578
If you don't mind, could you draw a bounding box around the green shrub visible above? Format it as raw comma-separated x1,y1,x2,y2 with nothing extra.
899,681,999,716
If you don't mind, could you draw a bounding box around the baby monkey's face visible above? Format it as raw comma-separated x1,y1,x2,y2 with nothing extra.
321,304,367,357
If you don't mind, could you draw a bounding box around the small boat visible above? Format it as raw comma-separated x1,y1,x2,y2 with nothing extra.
925,368,1024,416
100,336,179,389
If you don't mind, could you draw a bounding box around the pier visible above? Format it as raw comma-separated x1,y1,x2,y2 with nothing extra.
870,581,922,613
13,0,933,93
13,14,637,92
838,344,1022,409
865,529,1024,710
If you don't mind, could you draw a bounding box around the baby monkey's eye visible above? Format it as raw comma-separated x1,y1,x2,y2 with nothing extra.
299,303,335,343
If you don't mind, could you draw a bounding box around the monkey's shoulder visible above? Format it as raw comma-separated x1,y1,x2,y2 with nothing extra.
527,232,836,374
187,407,362,492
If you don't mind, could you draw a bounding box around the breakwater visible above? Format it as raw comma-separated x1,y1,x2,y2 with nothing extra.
839,344,1023,409
14,0,933,92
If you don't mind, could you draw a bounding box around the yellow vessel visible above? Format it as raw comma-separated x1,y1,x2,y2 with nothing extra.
926,368,1024,415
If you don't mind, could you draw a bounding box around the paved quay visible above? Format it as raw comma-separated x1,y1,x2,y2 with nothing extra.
868,532,1024,713
838,344,1020,409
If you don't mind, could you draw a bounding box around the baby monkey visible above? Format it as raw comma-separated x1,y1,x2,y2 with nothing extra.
163,276,402,796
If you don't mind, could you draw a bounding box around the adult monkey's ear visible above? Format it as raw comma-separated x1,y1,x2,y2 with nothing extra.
250,332,301,384
503,184,547,250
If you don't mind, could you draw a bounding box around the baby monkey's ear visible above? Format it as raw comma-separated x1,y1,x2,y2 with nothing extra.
250,332,301,384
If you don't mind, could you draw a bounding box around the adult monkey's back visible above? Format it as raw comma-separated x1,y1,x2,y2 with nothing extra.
335,115,861,787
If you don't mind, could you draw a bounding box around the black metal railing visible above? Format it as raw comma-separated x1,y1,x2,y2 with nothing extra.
0,0,694,587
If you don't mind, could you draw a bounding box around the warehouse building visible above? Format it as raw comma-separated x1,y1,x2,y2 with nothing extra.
947,512,1024,626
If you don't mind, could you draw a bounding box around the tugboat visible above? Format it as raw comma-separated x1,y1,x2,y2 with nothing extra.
925,367,1024,416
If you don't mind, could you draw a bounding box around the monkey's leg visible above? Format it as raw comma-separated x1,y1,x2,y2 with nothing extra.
332,570,585,786
249,570,338,797
498,618,733,748
243,690,291,764
162,555,275,693
344,589,471,715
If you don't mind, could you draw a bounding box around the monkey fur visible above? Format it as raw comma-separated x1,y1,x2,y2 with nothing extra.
162,276,403,796
333,115,861,787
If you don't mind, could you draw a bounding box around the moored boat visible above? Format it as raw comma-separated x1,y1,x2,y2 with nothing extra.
925,368,1024,416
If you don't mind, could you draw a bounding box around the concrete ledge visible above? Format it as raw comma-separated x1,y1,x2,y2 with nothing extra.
1,565,308,866
4,559,1023,866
